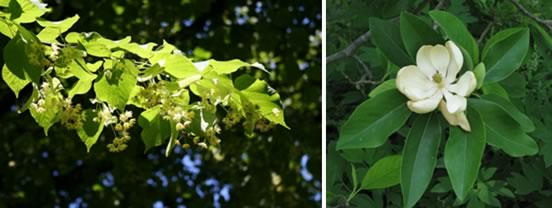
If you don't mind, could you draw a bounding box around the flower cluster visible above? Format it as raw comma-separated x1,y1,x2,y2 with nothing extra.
222,107,242,129
107,111,136,152
31,78,63,113
60,98,83,130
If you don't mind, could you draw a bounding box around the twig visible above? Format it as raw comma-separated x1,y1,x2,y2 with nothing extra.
510,0,552,31
353,55,373,80
326,0,446,64
477,22,493,44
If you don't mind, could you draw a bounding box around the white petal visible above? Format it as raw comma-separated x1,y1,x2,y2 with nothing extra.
439,100,458,125
456,112,471,132
442,90,467,114
396,66,439,101
416,46,438,78
445,41,463,83
430,45,450,76
407,91,443,114
447,71,477,96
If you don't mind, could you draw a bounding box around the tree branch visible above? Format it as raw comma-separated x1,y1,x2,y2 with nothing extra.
510,0,552,31
326,0,446,64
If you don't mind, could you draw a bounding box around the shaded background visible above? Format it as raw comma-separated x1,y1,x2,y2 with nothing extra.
0,0,321,207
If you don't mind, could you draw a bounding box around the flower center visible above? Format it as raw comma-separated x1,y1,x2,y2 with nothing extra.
432,73,445,88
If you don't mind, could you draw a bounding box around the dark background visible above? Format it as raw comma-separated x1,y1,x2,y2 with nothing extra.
0,0,321,207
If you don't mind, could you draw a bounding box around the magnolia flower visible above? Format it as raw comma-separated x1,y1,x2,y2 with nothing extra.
396,41,476,132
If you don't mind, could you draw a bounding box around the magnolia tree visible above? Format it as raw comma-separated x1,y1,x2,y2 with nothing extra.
334,10,537,207
0,0,287,156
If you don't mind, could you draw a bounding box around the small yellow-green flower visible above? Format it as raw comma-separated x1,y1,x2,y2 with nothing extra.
396,41,476,132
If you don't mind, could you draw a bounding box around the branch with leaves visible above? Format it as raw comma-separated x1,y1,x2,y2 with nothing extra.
510,0,552,31
0,0,288,156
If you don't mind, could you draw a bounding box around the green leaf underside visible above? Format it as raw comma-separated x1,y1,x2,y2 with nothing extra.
401,113,442,208
138,106,171,153
482,28,530,84
2,64,30,98
3,25,43,83
361,155,401,190
444,108,486,201
429,10,479,64
93,60,138,110
337,89,411,150
369,17,413,67
400,12,443,59
469,99,538,157
76,109,104,152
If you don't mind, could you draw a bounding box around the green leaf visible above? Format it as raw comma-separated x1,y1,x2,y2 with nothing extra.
444,108,486,201
401,113,442,208
3,25,43,83
361,155,401,190
470,99,538,157
207,59,267,74
368,79,396,98
429,10,479,63
327,142,347,187
482,28,530,84
36,14,79,42
481,94,534,132
481,83,509,100
337,89,411,150
473,63,485,90
119,42,156,58
369,17,413,67
93,60,138,110
67,60,97,98
0,18,18,38
399,12,443,58
238,75,288,128
500,72,526,98
30,96,62,135
162,54,201,79
8,0,48,23
82,42,111,57
138,106,171,153
76,109,104,152
2,64,30,98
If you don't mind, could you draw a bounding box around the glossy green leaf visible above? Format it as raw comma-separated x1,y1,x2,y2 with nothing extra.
93,60,138,110
473,63,485,90
138,106,171,153
361,155,401,190
337,89,411,150
481,83,509,100
481,94,534,132
429,10,479,63
2,64,30,98
401,113,442,208
76,109,104,152
369,17,413,67
470,99,538,157
368,79,396,98
444,108,486,201
399,12,443,58
482,28,529,84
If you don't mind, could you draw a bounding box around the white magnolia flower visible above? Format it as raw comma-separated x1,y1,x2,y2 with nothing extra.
396,41,476,132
